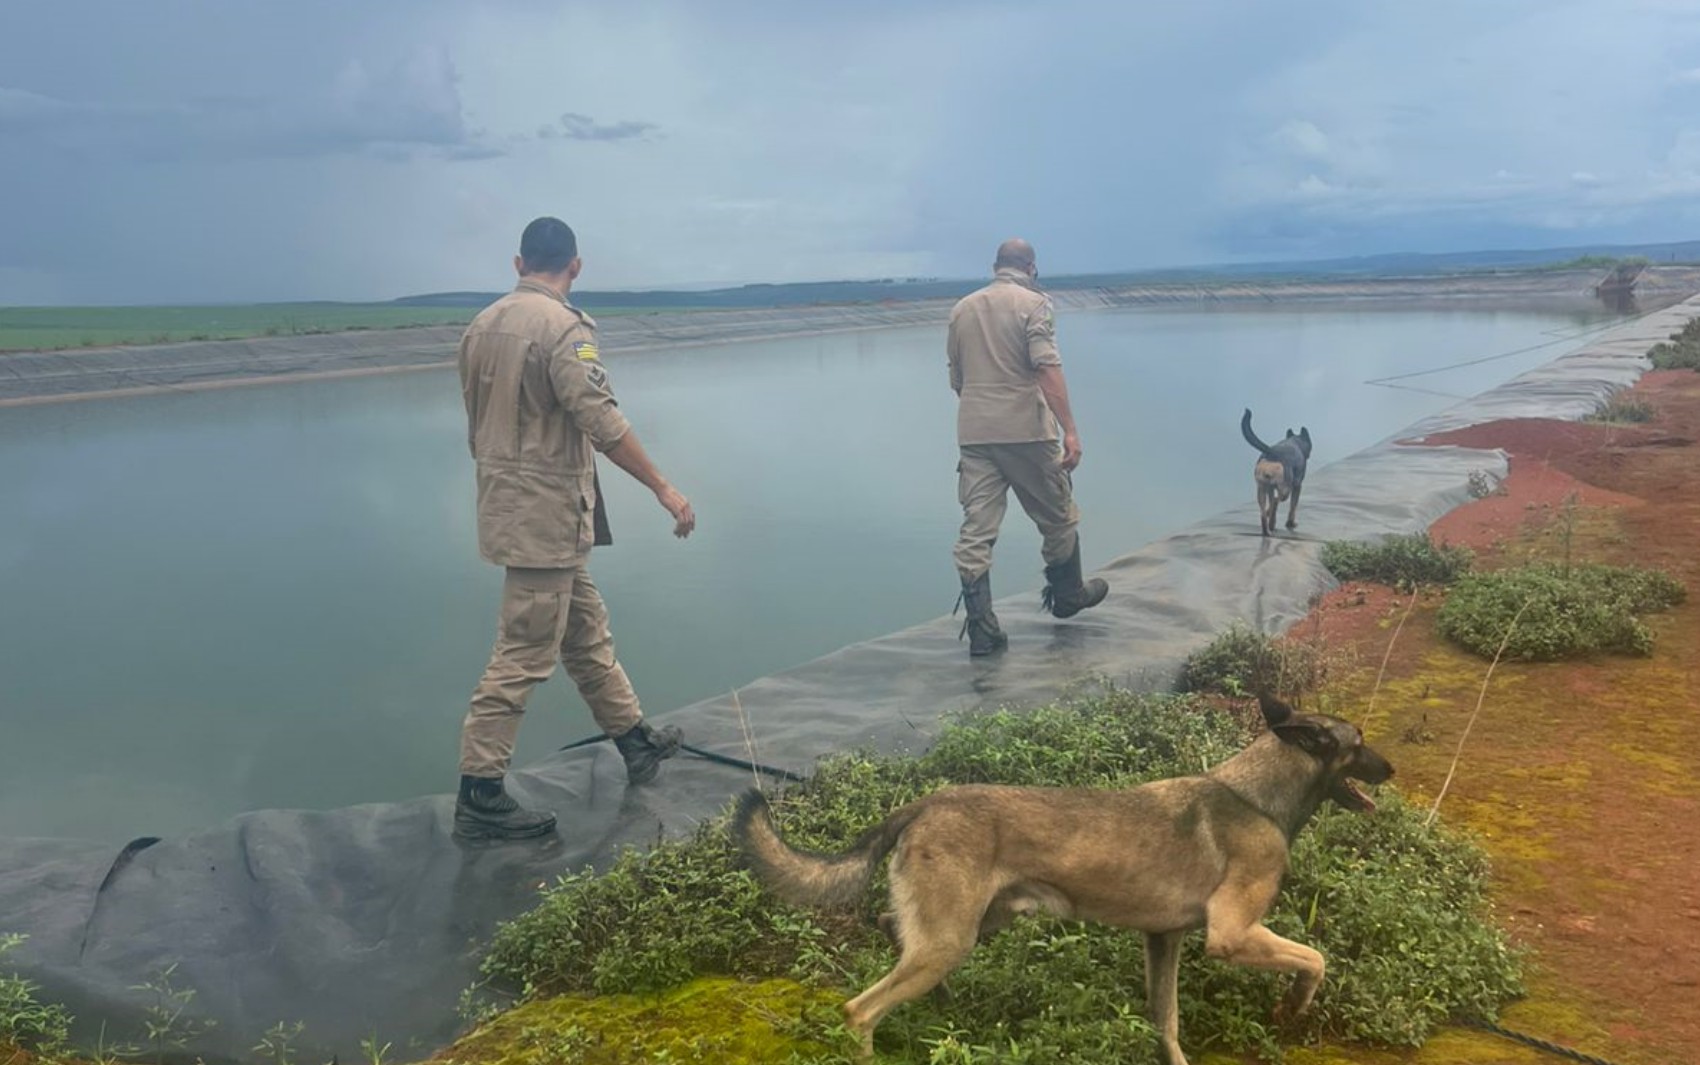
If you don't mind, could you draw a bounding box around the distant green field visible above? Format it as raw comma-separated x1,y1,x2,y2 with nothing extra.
0,302,713,352
0,303,488,352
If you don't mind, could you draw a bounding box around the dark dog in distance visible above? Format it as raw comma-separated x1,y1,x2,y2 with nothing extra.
732,694,1394,1064
1241,408,1312,536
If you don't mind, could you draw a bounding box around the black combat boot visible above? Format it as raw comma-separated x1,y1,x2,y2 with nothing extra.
454,775,557,840
1040,538,1109,619
955,571,1008,656
613,719,683,784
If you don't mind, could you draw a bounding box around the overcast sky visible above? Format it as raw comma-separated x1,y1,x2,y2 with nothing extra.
5,0,1700,303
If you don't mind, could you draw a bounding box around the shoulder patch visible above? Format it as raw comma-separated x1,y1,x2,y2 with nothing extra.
572,340,600,361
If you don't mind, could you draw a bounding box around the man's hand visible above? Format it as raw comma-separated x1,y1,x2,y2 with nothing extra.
657,485,695,538
603,431,695,538
1061,431,1083,472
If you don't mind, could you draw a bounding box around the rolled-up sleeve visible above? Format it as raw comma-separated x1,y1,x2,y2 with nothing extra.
1025,298,1061,369
548,329,632,452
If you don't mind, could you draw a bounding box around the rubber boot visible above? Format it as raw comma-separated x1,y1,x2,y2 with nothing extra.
613,719,683,784
1040,538,1109,619
454,775,557,840
954,571,1008,657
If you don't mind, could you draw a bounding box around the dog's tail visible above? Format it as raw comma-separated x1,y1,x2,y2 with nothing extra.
731,790,921,912
1241,408,1276,458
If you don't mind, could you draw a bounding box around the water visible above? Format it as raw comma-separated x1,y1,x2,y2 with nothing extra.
0,304,1614,841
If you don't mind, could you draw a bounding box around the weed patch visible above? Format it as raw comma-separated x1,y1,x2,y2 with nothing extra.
1322,534,1473,590
1648,317,1700,372
468,689,1524,1064
1586,392,1656,424
1,935,72,1062
1466,470,1505,499
1177,621,1346,699
1436,563,1685,661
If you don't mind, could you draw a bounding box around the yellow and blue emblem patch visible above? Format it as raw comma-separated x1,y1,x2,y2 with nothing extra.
572,340,600,361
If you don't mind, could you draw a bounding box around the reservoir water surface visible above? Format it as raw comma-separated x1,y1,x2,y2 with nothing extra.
0,304,1615,840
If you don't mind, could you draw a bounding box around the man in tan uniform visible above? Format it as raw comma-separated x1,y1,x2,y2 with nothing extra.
948,238,1108,656
454,216,697,840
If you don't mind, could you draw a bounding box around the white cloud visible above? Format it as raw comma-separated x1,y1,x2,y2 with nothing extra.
1296,174,1338,197
1272,120,1332,162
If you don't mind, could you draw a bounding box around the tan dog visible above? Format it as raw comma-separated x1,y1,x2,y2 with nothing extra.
732,695,1393,1064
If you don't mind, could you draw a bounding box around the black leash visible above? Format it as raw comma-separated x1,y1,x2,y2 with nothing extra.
557,733,807,782
678,741,808,782
1458,1017,1628,1065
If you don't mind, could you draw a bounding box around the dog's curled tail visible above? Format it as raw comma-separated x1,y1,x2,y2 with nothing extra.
732,790,919,912
1241,407,1275,458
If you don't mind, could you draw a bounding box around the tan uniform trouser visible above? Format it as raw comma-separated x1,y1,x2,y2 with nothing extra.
953,441,1081,583
459,565,643,777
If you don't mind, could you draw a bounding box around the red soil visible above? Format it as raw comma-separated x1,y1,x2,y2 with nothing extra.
1294,370,1700,1065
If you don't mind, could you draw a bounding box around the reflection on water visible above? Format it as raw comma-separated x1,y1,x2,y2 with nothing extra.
0,304,1614,840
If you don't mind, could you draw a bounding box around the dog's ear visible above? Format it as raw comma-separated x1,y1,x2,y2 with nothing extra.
1258,693,1294,728
1272,718,1338,757
1284,427,1295,439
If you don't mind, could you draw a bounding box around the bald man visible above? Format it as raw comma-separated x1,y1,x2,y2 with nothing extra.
947,238,1108,656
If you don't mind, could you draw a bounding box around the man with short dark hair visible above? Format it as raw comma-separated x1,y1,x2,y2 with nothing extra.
948,237,1107,656
453,216,697,841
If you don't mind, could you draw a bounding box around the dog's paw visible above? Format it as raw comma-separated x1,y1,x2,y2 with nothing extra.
1271,990,1315,1030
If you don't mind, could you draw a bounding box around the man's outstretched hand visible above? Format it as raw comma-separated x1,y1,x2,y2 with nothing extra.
658,486,695,538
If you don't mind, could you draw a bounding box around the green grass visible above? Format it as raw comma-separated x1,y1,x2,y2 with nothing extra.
1536,254,1649,272
0,303,688,352
468,687,1525,1064
0,303,477,351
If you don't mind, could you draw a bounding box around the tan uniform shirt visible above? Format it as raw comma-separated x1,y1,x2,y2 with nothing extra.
947,268,1063,445
458,279,632,569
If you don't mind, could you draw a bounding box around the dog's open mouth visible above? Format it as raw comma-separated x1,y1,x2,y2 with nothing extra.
1332,778,1377,812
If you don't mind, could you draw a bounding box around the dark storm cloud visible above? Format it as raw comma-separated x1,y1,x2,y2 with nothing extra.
0,48,499,163
5,0,1700,302
545,113,660,142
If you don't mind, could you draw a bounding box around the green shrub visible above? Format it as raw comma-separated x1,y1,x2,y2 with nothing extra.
472,689,1524,1063
1,934,73,1060
1177,621,1341,698
1436,562,1686,661
1322,533,1474,589
1647,317,1700,371
1178,622,1273,697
